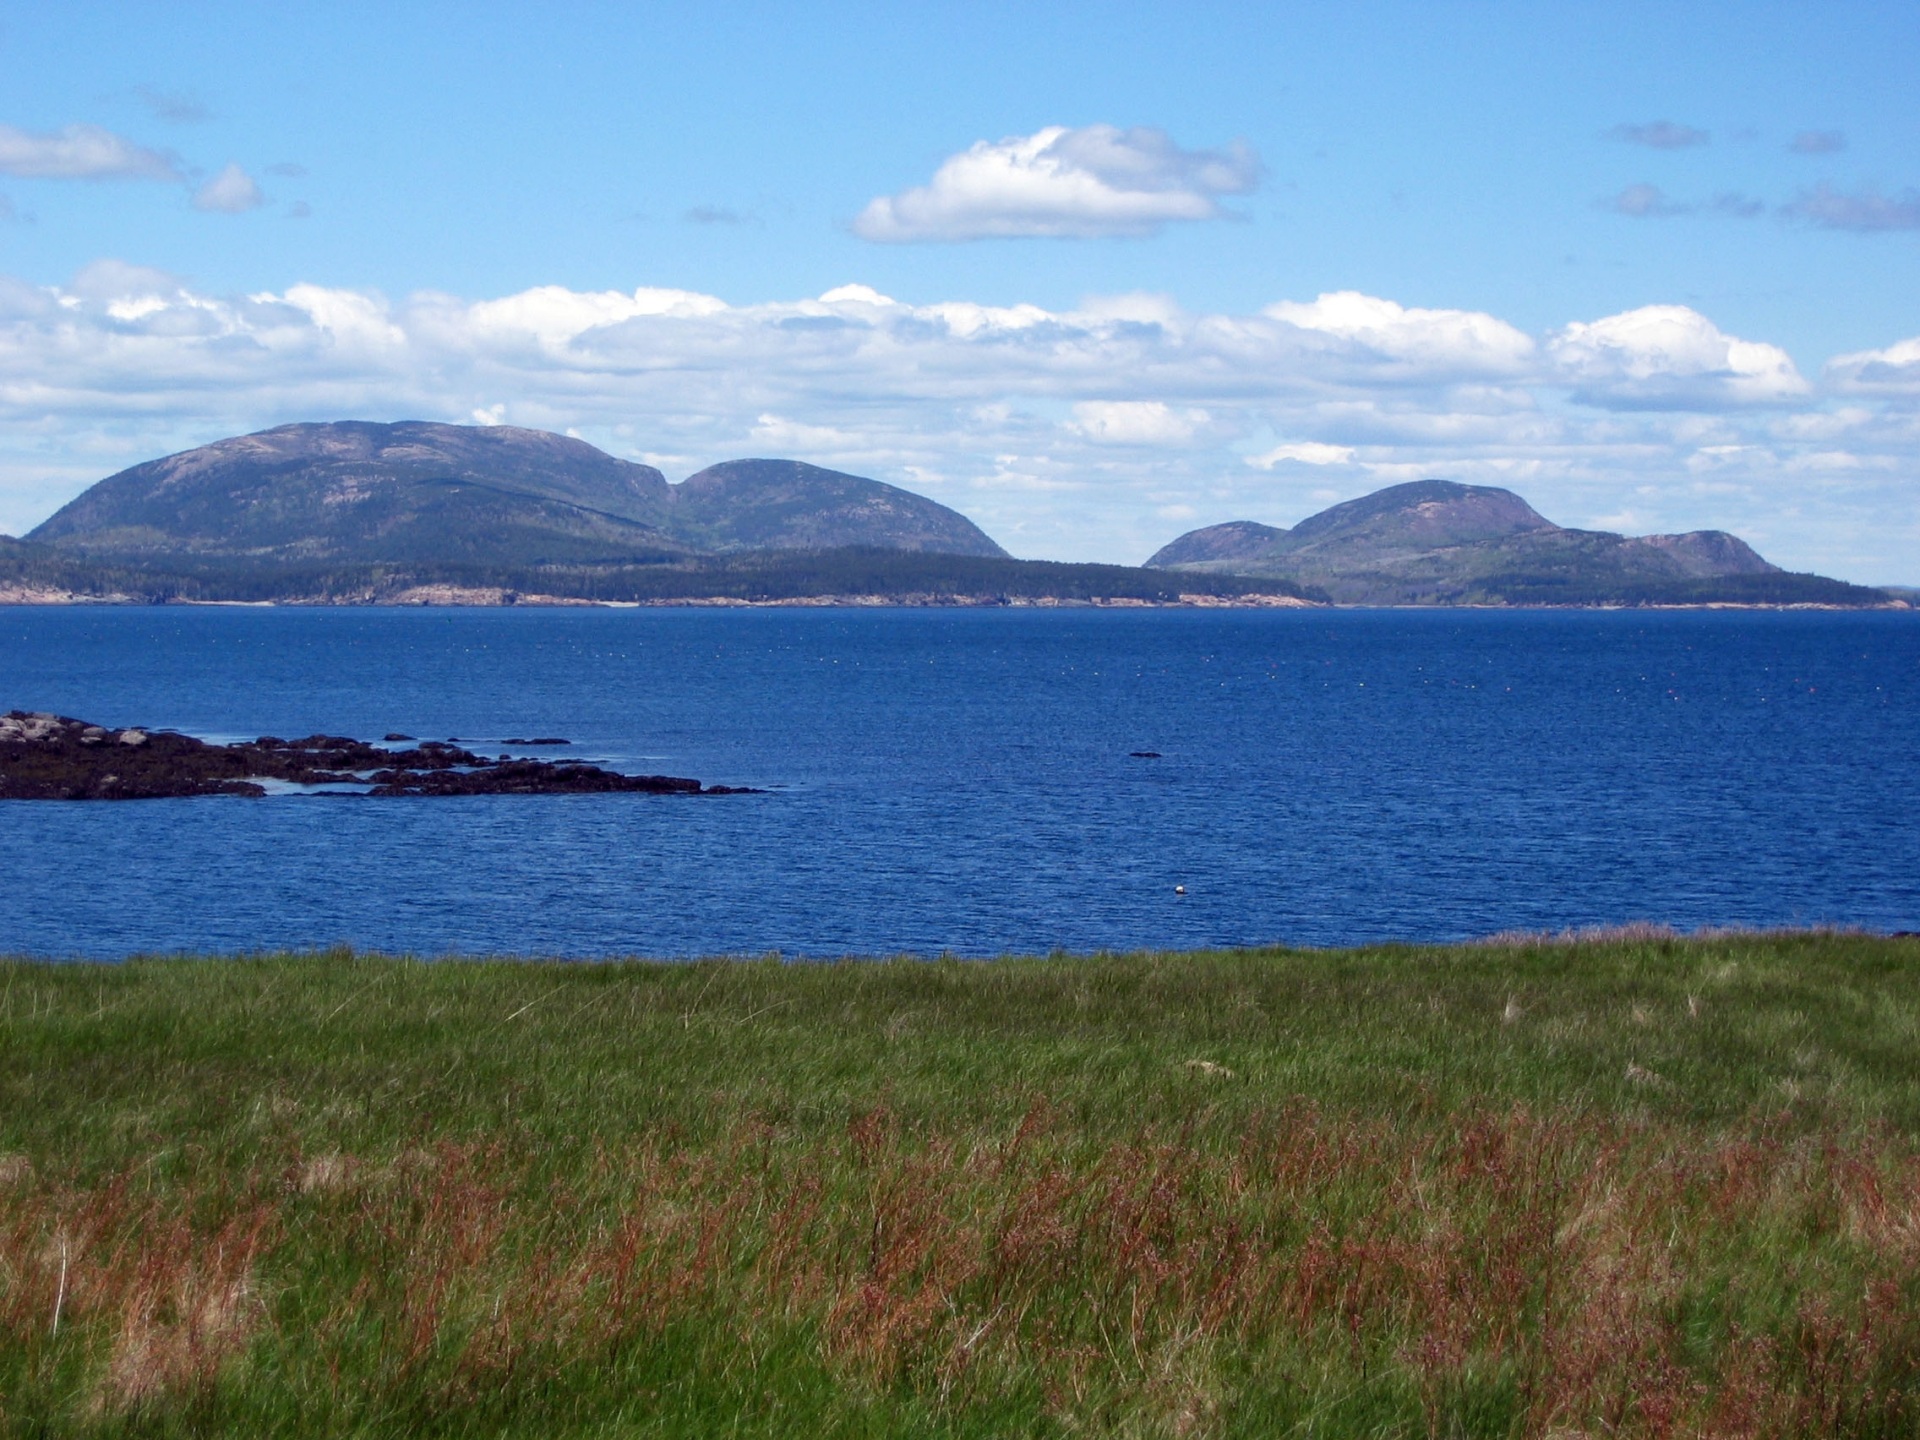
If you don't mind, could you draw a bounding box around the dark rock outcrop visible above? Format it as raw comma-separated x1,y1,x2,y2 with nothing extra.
0,711,751,800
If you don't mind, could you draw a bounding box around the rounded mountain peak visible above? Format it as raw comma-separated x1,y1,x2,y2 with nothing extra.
667,458,1008,557
28,424,1012,566
30,420,673,558
1285,479,1556,550
1145,521,1288,569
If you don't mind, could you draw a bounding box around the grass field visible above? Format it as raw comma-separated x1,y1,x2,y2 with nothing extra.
2,930,1919,1437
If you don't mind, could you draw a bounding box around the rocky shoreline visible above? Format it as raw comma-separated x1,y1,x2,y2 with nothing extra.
0,711,755,800
2,586,1905,610
0,586,1323,608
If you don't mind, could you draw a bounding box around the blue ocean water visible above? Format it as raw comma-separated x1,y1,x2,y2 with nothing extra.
2,605,1916,957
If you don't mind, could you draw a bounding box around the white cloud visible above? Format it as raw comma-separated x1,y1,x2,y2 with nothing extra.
917,300,1053,337
267,282,407,352
817,283,896,307
749,413,862,451
0,271,1913,580
1075,292,1183,326
1264,291,1534,378
191,162,264,213
854,124,1260,241
1549,305,1808,408
1247,442,1356,468
1070,400,1207,445
0,122,178,180
460,284,727,351
68,258,184,301
1826,336,1920,394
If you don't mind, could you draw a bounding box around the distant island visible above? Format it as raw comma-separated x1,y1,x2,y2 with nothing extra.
0,421,1314,607
1148,479,1892,607
0,421,1899,607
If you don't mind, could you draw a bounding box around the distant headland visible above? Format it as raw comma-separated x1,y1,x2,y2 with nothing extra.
1144,479,1894,607
0,421,1900,608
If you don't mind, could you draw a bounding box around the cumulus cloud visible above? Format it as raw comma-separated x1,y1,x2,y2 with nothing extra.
270,281,407,352
1782,182,1920,232
191,162,264,213
1070,400,1208,445
817,283,897,307
0,122,276,219
0,270,1913,578
0,122,178,180
67,258,186,302
1263,291,1534,378
1247,442,1356,468
1826,336,1920,394
853,124,1260,241
750,413,863,450
1608,120,1710,150
1789,130,1847,154
1548,305,1808,408
459,284,727,351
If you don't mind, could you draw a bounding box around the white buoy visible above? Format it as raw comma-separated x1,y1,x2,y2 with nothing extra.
1174,885,1187,895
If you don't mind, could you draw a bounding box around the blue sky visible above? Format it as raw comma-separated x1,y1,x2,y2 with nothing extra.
1,1,1916,580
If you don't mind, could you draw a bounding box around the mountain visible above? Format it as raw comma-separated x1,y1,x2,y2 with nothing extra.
1145,479,1885,606
7,422,1321,604
1147,520,1289,568
663,459,1007,556
9,442,1891,607
27,421,1008,564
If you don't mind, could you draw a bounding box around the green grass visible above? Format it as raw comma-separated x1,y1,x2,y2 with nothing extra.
2,931,1919,1436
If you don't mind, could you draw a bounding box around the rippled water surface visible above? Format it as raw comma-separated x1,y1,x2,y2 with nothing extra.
3,605,1916,957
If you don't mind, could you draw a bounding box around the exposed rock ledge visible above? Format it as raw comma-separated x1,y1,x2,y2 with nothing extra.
0,589,1323,608
0,711,756,799
0,585,136,605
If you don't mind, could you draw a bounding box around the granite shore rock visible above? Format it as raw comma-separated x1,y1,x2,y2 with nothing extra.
0,710,755,799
